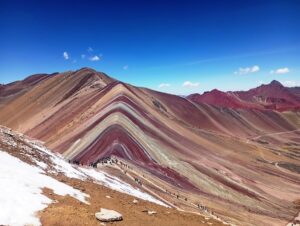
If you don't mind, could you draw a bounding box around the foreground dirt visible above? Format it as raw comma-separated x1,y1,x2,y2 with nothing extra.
40,177,223,226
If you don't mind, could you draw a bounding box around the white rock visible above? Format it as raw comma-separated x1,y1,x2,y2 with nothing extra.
142,209,157,215
95,208,123,222
133,199,138,204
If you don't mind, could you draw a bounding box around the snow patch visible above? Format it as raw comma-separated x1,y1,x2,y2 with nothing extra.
32,144,87,180
33,158,48,169
0,150,89,226
30,143,167,207
80,167,168,207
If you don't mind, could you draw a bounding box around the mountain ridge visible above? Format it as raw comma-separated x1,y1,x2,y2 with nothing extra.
0,68,300,226
188,80,300,111
2,68,299,112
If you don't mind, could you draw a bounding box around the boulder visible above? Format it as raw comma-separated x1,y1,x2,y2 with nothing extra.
147,211,157,215
95,208,123,222
142,210,157,215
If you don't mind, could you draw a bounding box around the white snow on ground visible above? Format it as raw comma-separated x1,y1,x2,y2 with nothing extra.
31,143,87,180
31,142,168,207
81,167,168,207
33,158,48,169
0,150,89,226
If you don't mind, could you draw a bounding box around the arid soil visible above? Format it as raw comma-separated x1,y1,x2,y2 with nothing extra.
40,179,222,226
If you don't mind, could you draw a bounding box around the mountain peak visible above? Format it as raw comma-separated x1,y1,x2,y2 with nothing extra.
269,80,283,87
73,67,115,86
77,67,96,73
210,88,222,93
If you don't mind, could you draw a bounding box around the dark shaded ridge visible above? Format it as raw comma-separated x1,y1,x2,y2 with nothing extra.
278,162,300,174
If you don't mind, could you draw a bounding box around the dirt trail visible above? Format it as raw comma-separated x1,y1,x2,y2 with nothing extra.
100,161,231,226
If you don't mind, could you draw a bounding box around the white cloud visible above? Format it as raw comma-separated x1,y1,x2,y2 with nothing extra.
182,81,200,88
251,65,260,72
87,47,93,52
89,55,101,61
81,54,86,59
158,83,171,88
282,80,297,87
63,52,69,60
270,67,290,74
123,65,128,70
234,65,260,75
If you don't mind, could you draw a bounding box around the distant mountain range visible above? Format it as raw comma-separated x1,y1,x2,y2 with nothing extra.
0,68,300,226
188,80,300,111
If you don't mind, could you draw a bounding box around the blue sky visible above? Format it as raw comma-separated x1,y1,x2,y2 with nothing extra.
0,0,299,95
